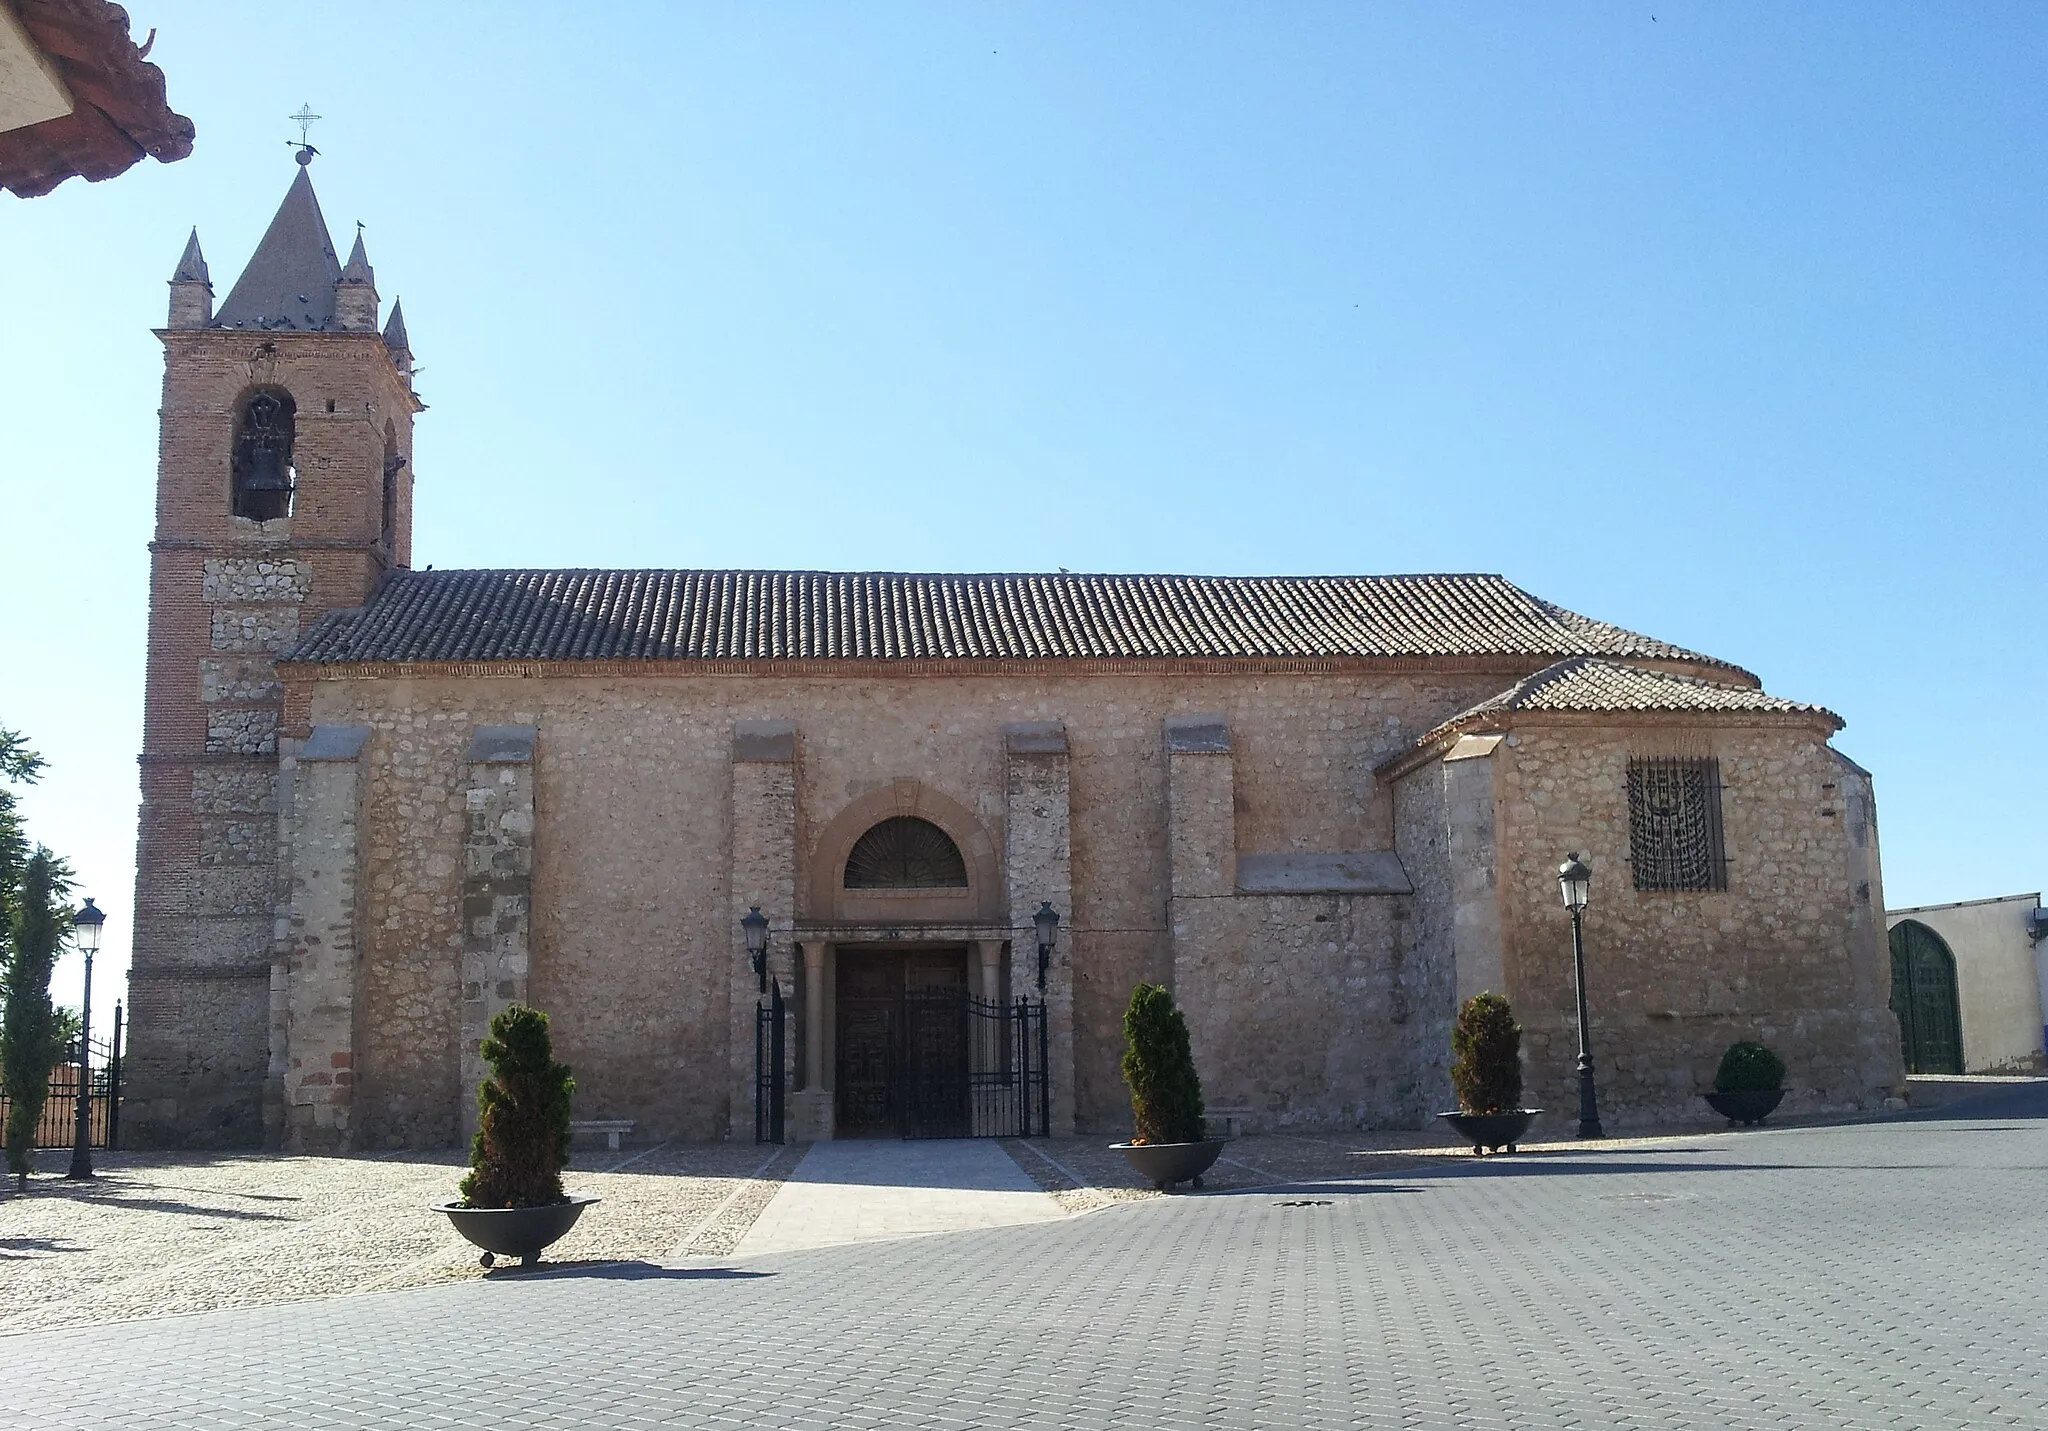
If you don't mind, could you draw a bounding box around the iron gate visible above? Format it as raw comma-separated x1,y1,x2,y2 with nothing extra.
754,978,786,1143
900,991,1047,1139
0,1004,124,1150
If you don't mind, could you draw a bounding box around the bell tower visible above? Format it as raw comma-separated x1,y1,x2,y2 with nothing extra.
126,149,421,1147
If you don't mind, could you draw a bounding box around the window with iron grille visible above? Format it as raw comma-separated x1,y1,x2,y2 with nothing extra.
1627,757,1727,891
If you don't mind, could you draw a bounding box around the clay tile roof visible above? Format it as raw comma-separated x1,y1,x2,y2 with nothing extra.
1381,656,1841,772
0,0,193,199
283,569,1744,671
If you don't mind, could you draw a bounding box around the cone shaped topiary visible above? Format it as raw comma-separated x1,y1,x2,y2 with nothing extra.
1121,983,1206,1145
1714,1040,1785,1093
459,1004,574,1209
1450,991,1524,1116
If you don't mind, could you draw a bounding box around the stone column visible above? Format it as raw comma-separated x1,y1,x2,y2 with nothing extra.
1004,721,1074,1136
731,720,798,1139
803,941,827,1090
1437,732,1507,1117
459,726,537,1143
1165,713,1235,1101
281,724,369,1152
974,939,1003,1003
1443,734,1507,1004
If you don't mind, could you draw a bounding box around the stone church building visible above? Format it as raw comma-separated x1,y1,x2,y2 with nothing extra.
126,161,1906,1150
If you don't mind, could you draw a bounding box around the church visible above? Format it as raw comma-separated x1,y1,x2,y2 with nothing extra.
125,158,1906,1150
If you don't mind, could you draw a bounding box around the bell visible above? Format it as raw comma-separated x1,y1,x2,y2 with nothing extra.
243,444,292,493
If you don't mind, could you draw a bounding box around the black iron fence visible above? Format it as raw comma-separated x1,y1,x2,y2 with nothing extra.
754,979,786,1144
0,1003,123,1150
901,991,1047,1139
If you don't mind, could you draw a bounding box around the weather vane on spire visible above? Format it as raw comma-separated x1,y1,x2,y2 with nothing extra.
289,103,321,165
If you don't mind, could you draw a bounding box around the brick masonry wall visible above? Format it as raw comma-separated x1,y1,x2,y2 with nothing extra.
126,326,417,1148
298,666,1520,1145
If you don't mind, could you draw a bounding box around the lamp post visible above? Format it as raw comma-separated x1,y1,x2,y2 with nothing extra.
741,906,770,994
67,898,106,1181
1032,902,1060,993
1557,854,1603,1139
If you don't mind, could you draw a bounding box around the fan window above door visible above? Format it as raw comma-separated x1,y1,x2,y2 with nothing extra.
844,817,970,889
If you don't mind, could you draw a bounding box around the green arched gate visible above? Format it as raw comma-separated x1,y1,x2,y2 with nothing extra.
1888,920,1964,1075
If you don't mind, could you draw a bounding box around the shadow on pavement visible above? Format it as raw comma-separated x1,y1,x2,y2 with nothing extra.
0,1236,81,1257
501,1259,775,1282
1893,1082,2048,1122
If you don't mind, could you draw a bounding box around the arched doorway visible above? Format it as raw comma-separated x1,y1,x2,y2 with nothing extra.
1889,920,1964,1074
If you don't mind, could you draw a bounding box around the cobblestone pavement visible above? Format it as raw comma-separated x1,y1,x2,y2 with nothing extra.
4,1093,2044,1429
0,1140,795,1333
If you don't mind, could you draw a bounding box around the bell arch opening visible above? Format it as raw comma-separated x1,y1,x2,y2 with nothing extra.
844,816,970,890
231,386,297,521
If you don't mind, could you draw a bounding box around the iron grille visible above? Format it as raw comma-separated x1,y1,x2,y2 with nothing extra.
1627,756,1727,892
844,816,969,889
899,992,1049,1139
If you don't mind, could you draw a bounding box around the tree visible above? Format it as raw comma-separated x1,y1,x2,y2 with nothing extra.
1120,983,1206,1145
0,730,74,1191
1450,991,1524,1116
3,849,69,1189
459,1005,575,1209
0,727,43,975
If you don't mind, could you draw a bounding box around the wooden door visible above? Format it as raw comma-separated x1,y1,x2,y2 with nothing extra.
835,956,899,1134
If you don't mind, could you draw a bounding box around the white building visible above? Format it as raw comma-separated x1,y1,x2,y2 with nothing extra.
1885,894,2047,1074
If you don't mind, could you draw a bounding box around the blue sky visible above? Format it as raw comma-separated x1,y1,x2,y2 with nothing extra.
3,3,2042,1008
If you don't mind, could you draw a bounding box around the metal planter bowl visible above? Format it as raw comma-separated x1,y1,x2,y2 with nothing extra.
438,1193,601,1268
1438,1109,1540,1155
1111,1138,1229,1190
1704,1088,1785,1127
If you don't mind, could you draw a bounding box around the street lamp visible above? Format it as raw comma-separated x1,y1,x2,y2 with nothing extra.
1557,854,1603,1139
67,898,106,1180
741,906,770,994
1032,901,1060,993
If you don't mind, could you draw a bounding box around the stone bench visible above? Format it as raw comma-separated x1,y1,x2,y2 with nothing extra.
1208,1106,1254,1139
570,1119,636,1152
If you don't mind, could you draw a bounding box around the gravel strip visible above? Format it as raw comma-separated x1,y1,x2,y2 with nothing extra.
0,1142,799,1331
669,1143,808,1258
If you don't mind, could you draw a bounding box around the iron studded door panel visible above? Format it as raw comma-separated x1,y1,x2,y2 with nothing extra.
901,990,971,1137
1889,921,1964,1075
836,959,899,1133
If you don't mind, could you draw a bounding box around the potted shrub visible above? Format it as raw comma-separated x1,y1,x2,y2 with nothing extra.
1109,983,1227,1190
1438,992,1541,1155
438,1004,599,1268
1704,1040,1786,1126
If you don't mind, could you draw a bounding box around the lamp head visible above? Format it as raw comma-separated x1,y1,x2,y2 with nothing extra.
1032,900,1060,953
741,906,769,957
1558,853,1592,912
71,898,105,954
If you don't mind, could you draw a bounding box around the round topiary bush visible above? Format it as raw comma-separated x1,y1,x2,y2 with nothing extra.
1714,1040,1785,1094
1121,983,1206,1145
1451,991,1523,1116
458,1004,575,1209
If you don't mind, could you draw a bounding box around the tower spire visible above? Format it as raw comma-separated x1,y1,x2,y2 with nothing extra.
167,227,212,328
335,224,378,331
214,164,343,331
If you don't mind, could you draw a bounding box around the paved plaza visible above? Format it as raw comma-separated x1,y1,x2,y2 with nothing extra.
3,1093,2045,1429
730,1138,1066,1257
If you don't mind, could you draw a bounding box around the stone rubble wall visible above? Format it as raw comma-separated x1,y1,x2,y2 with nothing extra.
304,667,1515,1145
1489,723,1902,1127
